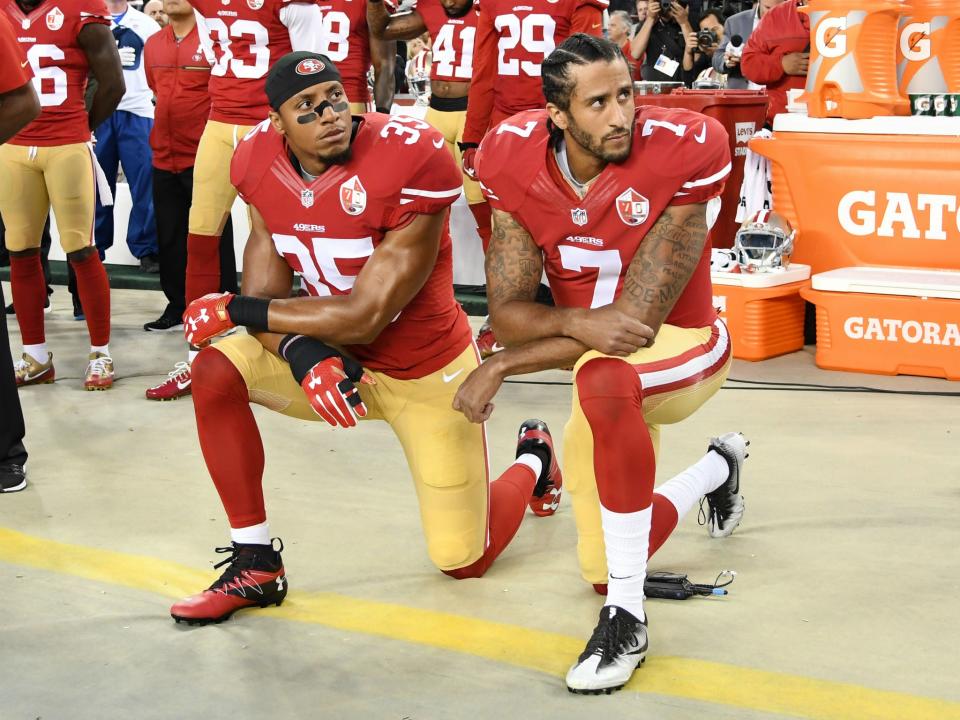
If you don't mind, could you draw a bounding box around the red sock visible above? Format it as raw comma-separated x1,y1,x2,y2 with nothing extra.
69,252,111,347
443,463,536,579
192,348,266,528
186,233,222,303
576,357,655,513
469,202,492,253
9,254,46,345
592,494,680,595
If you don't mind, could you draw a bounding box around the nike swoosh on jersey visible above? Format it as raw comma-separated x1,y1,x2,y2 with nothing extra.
21,60,29,68
694,124,708,144
442,368,464,383
433,137,445,149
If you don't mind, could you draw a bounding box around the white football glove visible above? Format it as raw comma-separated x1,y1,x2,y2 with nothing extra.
118,45,137,67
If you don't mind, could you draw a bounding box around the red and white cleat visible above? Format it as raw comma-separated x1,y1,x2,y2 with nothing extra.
170,541,287,625
84,352,114,390
476,322,504,359
517,419,563,517
146,361,191,401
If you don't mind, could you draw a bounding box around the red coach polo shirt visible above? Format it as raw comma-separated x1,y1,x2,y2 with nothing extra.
144,24,212,173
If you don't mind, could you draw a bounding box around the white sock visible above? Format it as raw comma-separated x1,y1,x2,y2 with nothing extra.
188,348,199,363
601,505,651,622
23,343,48,364
515,453,542,483
655,451,728,520
230,521,270,546
90,344,110,357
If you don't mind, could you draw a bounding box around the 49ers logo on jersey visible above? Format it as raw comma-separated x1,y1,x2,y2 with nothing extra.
616,188,650,227
46,7,64,31
340,176,367,216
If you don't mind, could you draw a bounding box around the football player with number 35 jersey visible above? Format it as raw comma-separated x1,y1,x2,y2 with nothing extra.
1,0,124,389
149,0,323,400
169,53,564,626
456,35,748,694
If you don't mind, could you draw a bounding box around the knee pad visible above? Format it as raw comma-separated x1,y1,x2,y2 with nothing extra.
428,535,477,574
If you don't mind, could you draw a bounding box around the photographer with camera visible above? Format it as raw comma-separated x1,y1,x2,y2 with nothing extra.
682,9,724,86
633,0,695,83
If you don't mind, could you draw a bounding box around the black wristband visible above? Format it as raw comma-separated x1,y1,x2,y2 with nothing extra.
226,296,271,331
457,141,478,152
279,334,365,384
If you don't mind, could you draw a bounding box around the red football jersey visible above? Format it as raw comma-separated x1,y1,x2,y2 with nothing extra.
417,0,478,84
3,0,109,146
0,12,31,94
476,106,732,329
192,0,308,125
461,0,606,144
316,0,371,106
231,113,472,379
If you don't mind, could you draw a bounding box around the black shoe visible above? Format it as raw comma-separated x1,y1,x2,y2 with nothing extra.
170,540,287,625
0,464,27,493
139,254,160,274
144,314,184,332
566,606,648,694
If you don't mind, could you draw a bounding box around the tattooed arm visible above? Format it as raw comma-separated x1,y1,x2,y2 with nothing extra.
454,203,709,422
612,202,710,336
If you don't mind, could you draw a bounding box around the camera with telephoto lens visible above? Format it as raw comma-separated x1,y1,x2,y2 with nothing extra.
697,28,718,51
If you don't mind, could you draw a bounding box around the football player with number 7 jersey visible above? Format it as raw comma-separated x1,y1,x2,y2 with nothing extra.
1,0,124,389
145,0,322,400
169,53,565,626
457,35,748,694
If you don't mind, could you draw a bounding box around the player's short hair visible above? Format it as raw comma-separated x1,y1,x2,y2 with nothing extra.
542,34,629,112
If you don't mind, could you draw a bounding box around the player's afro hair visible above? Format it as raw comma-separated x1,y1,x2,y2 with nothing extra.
542,33,630,112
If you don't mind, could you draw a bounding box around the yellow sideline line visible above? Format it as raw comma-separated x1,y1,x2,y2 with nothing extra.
2,527,958,720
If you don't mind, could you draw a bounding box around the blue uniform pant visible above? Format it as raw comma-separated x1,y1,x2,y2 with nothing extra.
94,110,158,259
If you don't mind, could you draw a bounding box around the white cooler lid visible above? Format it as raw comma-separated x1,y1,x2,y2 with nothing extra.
811,266,960,299
712,263,811,288
772,114,960,137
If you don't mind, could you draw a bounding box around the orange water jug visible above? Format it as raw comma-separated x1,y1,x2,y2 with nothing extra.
801,0,910,118
897,0,960,94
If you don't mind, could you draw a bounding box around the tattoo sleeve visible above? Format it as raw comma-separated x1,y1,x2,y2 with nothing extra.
485,208,543,309
615,203,710,334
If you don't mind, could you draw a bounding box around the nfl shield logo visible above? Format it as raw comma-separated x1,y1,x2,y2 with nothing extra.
571,208,588,226
247,0,264,9
340,176,366,216
615,188,650,227
300,189,314,208
46,7,64,30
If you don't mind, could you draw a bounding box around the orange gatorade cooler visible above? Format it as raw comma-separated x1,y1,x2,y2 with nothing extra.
751,115,960,275
801,0,910,118
801,267,960,380
712,264,811,361
897,0,960,95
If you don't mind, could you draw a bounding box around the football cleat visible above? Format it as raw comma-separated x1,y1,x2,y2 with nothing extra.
517,419,563,517
566,606,648,695
15,352,55,387
170,540,287,626
701,432,749,538
146,362,192,401
84,352,114,390
475,322,504,359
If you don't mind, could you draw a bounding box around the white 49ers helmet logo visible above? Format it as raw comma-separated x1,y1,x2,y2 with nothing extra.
616,188,650,227
296,58,325,75
46,7,64,31
340,176,367,216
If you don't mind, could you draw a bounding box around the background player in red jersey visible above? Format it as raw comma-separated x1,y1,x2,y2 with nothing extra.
457,0,605,356
169,53,564,626
1,0,124,389
317,0,395,115
146,0,322,399
456,35,748,694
